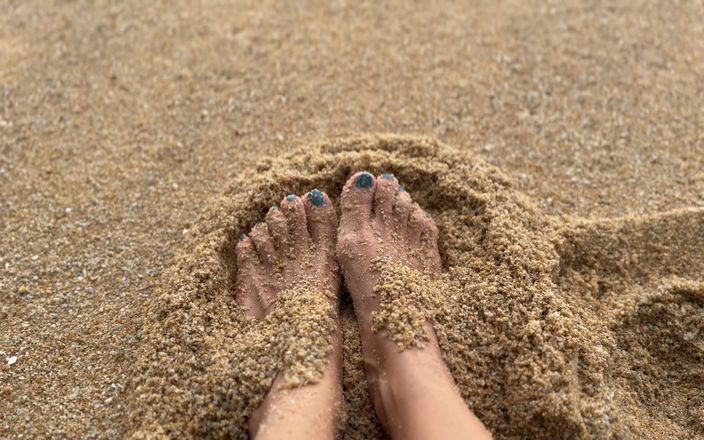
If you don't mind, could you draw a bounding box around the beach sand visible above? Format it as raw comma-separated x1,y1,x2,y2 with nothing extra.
1,1,703,438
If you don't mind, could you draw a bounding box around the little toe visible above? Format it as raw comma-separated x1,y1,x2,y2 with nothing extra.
303,189,338,246
407,206,430,246
408,206,440,261
235,235,264,319
339,171,376,233
374,173,400,227
265,205,289,251
281,194,312,252
392,187,414,229
418,211,441,270
250,222,277,268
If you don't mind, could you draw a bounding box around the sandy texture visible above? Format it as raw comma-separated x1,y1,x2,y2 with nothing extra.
126,136,704,438
1,1,703,439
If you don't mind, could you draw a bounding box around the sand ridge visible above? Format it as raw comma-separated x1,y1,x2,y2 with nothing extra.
127,136,703,438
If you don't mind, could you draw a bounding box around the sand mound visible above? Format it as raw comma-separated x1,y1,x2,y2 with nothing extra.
127,135,703,439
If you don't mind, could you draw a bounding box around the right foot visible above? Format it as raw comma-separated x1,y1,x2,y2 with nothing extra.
337,172,492,440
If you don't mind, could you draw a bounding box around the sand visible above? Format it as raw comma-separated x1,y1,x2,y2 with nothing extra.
1,1,703,439
124,136,704,438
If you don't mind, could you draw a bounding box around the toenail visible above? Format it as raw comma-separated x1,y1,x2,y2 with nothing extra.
239,234,246,241
286,194,297,202
399,186,406,192
382,173,395,180
270,205,279,211
354,172,374,190
307,189,326,207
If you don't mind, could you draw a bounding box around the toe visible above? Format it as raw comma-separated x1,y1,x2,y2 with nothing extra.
281,194,312,252
265,205,289,251
374,173,400,227
339,171,376,232
250,222,277,268
408,206,440,264
418,211,441,272
235,235,264,319
407,205,429,245
392,187,414,230
303,189,337,246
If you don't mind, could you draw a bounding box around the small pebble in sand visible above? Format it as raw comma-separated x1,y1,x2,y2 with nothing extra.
7,356,18,366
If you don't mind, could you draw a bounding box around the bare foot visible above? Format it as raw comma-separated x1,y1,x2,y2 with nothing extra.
236,190,343,440
337,172,492,440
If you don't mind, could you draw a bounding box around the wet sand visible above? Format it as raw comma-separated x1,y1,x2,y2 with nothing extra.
1,1,703,438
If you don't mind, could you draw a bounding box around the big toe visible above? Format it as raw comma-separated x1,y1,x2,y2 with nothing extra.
339,171,376,233
303,189,337,247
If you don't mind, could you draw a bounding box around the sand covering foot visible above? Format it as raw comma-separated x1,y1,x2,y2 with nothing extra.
128,135,704,439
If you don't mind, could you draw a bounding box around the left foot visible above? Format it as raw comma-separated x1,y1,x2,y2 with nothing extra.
235,190,343,440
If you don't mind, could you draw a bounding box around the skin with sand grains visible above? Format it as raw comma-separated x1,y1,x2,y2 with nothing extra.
238,173,491,440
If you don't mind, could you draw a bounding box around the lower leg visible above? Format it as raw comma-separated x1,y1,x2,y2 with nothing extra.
249,332,343,440
369,325,491,440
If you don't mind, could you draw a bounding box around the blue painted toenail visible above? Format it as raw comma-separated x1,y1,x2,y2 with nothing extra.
270,205,279,211
239,234,246,241
308,189,326,207
399,186,406,192
382,173,394,180
286,194,297,202
354,172,374,190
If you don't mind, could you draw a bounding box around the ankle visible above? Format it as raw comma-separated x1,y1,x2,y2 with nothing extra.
377,346,493,440
374,350,452,438
372,333,445,416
